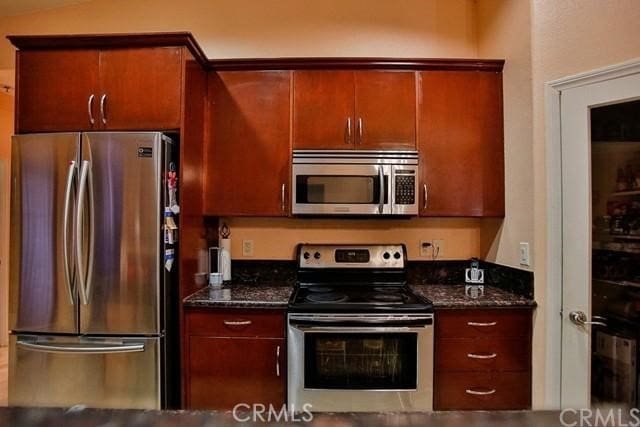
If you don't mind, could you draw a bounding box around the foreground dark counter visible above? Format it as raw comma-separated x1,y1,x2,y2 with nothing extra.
183,283,535,309
0,407,564,427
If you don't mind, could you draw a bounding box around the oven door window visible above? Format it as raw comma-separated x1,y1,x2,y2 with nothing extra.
304,333,417,390
296,175,388,204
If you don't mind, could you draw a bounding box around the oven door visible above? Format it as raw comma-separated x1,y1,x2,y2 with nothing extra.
287,314,433,412
292,163,391,215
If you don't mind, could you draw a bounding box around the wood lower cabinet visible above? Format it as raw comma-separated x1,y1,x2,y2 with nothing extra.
204,71,291,216
293,70,416,150
434,308,532,410
184,308,286,410
418,71,504,217
15,46,184,132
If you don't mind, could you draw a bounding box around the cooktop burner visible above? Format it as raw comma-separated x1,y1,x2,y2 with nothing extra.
305,292,349,303
369,293,404,303
307,286,334,293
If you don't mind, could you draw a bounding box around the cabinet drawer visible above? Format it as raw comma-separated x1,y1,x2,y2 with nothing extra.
435,371,530,410
436,309,531,338
436,338,530,372
186,309,285,338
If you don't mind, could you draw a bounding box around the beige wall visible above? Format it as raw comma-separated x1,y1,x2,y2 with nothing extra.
0,92,13,346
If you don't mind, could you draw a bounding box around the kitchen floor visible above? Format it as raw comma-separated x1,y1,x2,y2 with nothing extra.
0,346,6,406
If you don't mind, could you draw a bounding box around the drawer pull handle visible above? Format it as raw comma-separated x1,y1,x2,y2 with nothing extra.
223,320,252,326
467,353,497,359
465,388,496,396
467,321,497,327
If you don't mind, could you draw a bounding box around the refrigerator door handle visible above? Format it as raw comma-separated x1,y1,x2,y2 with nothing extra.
76,160,94,305
62,160,77,305
16,339,144,354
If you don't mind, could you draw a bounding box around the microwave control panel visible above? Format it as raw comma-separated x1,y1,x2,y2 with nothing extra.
394,173,416,205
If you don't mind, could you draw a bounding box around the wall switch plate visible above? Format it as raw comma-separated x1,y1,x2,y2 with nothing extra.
432,239,444,258
519,242,530,266
242,240,254,257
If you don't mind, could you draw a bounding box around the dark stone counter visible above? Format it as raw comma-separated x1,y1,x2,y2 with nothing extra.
183,284,292,309
0,406,565,427
412,284,536,308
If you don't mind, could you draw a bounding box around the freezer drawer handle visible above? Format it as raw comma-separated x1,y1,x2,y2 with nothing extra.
17,340,144,354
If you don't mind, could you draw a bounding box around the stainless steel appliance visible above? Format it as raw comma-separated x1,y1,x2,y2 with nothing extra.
287,244,434,412
9,132,179,409
291,150,419,216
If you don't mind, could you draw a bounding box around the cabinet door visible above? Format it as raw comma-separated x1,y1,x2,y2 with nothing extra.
188,336,285,410
205,71,291,216
354,71,416,150
98,47,182,130
16,50,99,133
293,71,355,149
418,71,504,217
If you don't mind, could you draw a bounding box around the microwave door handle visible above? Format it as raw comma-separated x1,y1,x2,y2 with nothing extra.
378,166,384,214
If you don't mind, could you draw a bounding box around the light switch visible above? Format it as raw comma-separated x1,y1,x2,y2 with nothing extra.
519,242,530,266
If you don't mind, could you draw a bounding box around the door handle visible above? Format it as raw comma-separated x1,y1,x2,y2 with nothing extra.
276,345,281,377
345,117,352,144
99,94,107,125
76,160,94,305
569,311,607,327
423,184,428,210
281,183,286,212
17,339,144,354
87,94,95,125
357,117,363,144
62,160,77,305
378,166,384,214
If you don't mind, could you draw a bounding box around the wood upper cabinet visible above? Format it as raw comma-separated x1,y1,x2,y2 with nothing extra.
418,71,504,217
354,71,416,150
293,70,416,150
293,71,354,149
16,47,183,132
98,47,182,130
16,50,100,132
185,308,285,410
204,71,291,216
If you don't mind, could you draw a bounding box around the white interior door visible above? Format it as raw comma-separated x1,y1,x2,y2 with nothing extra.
561,71,640,408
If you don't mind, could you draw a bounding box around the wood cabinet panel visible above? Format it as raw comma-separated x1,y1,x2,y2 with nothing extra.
436,309,530,339
436,337,530,372
435,371,530,410
99,47,182,130
188,336,285,410
16,50,100,132
293,70,354,149
354,71,416,149
187,308,285,338
418,71,504,217
205,71,291,216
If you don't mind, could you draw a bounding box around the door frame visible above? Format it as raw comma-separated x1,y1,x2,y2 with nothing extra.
544,58,640,408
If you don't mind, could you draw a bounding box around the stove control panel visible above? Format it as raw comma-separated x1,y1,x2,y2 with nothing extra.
298,244,406,269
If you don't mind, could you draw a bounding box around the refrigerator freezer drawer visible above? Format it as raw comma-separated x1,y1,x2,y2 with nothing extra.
9,335,161,409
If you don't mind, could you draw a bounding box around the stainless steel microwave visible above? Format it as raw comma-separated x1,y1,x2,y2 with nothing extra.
292,150,419,216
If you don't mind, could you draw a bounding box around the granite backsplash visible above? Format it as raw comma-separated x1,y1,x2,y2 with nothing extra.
230,258,534,300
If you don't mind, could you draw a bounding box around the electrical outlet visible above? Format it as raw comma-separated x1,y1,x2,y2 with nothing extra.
432,239,444,258
242,240,254,257
519,242,530,266
420,241,432,257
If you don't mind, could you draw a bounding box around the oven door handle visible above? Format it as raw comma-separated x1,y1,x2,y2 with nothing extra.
288,315,433,328
291,325,430,333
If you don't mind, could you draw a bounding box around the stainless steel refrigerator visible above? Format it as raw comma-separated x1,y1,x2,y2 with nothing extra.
9,132,179,409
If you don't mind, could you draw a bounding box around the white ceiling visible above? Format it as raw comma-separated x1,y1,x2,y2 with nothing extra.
0,0,92,17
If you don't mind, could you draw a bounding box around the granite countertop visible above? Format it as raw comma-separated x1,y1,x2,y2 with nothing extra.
411,284,536,308
184,283,535,309
0,407,564,427
183,283,293,308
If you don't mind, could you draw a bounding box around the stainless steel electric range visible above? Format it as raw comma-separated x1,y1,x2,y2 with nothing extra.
287,244,434,412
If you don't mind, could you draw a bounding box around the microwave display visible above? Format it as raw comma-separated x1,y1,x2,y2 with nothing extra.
296,175,388,205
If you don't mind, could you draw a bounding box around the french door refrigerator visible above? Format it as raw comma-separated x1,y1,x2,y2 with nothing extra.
9,132,179,409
